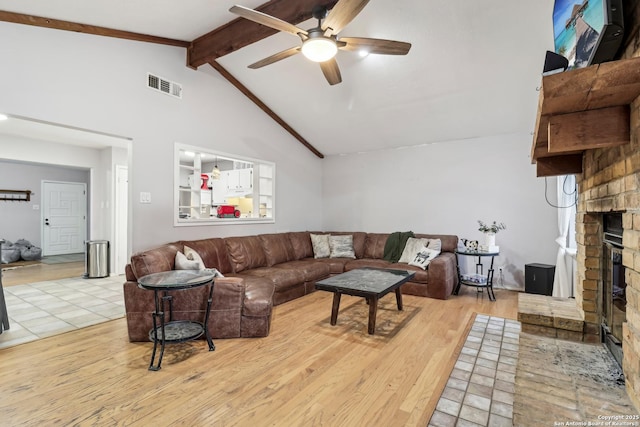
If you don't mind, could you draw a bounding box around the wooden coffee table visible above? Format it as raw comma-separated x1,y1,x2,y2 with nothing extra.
315,268,415,334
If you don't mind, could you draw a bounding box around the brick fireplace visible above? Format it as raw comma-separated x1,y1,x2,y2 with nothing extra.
574,38,640,410
525,2,640,410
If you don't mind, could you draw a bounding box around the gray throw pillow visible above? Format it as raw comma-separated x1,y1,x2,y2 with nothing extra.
329,235,356,259
310,234,330,258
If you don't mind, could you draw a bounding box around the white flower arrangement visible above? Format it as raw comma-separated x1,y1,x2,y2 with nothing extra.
477,220,506,234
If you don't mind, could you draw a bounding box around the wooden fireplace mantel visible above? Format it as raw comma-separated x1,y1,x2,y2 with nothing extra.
531,56,640,177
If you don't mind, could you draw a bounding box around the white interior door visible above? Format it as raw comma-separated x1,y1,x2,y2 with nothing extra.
114,165,128,275
42,181,87,256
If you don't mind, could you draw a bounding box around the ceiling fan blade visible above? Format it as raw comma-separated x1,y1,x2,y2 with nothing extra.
230,5,308,37
320,58,342,85
248,47,301,69
339,37,411,55
322,0,370,36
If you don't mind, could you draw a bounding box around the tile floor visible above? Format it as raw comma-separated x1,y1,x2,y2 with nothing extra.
429,314,521,427
0,275,125,349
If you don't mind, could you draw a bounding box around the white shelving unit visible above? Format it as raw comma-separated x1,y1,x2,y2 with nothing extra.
178,151,204,220
258,164,273,218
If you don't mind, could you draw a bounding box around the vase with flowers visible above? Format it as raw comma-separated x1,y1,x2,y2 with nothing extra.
478,220,506,248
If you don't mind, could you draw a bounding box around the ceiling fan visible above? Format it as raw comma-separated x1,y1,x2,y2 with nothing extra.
229,0,411,85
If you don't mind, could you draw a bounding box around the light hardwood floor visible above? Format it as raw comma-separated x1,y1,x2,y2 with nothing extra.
0,287,518,426
2,261,85,286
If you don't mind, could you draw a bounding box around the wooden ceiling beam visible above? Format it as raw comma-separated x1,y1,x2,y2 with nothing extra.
188,0,339,69
0,10,190,47
210,61,324,159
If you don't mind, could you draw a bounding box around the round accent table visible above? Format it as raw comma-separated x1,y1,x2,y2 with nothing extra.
138,270,216,371
453,249,499,301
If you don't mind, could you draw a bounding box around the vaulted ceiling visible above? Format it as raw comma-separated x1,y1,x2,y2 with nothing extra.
0,0,555,157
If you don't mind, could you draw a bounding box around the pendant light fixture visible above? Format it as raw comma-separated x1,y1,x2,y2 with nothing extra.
212,157,221,180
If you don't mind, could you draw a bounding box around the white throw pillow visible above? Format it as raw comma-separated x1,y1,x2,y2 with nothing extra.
398,238,429,264
427,238,442,252
175,251,200,270
409,247,440,270
329,235,356,259
310,233,330,259
184,245,206,270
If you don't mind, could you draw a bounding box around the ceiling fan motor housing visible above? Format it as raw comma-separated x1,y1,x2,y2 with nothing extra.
311,5,329,21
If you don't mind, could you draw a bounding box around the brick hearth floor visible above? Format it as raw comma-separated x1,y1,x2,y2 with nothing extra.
429,315,520,427
513,332,638,426
429,314,639,427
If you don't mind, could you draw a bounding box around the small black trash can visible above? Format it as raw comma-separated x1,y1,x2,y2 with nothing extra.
84,240,110,278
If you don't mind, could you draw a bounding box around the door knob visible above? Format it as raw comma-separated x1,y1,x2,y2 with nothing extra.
45,218,50,226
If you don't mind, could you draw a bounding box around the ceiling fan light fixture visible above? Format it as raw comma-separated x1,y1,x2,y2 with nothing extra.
301,35,338,62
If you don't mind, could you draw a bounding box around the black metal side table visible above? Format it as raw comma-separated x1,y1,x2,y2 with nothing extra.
138,270,216,371
453,249,499,301
0,239,10,334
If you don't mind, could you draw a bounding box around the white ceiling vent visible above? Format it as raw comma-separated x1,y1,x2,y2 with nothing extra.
147,73,182,99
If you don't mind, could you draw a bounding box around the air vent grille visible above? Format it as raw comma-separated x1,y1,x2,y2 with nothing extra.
147,73,182,99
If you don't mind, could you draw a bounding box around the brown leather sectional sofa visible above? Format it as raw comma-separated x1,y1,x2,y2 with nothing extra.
123,231,458,342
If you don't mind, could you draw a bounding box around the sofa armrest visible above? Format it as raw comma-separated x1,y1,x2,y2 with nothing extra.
427,252,458,297
212,277,245,310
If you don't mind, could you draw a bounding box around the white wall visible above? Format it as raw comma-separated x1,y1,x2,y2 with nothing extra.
322,133,559,289
0,22,324,253
0,22,556,288
0,158,89,247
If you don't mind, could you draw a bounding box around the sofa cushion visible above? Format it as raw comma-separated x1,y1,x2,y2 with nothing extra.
130,242,183,279
274,260,330,282
259,233,294,266
307,257,349,274
388,263,429,283
310,233,330,258
363,234,389,259
344,258,392,271
225,236,268,273
329,234,356,259
288,232,314,260
180,238,233,274
239,267,306,292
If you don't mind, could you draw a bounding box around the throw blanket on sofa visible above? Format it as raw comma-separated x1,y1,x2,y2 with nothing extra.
383,231,414,263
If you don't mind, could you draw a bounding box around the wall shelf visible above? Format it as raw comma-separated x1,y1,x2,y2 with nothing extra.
0,189,32,202
531,56,640,177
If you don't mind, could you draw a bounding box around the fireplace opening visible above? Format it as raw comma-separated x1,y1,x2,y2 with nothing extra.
601,212,626,369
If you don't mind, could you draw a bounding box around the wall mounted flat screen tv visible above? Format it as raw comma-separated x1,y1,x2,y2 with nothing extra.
553,0,624,69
